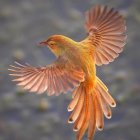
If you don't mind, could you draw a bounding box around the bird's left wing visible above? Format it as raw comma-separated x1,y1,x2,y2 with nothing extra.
9,56,85,95
82,5,126,66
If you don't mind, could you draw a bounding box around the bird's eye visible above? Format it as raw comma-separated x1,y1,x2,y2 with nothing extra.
48,41,56,46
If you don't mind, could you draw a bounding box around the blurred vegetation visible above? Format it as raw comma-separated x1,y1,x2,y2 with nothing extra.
0,0,140,140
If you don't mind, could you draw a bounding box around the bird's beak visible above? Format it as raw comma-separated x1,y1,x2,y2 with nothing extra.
39,41,48,47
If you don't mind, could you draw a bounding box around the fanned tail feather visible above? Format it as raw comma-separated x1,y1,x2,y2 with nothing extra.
68,76,116,140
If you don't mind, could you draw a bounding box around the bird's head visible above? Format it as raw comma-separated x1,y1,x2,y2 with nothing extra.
39,35,69,57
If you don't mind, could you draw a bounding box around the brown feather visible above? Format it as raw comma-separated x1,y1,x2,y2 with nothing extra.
95,94,104,130
87,93,96,140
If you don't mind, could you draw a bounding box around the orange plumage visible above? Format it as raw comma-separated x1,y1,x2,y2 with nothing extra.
9,5,126,140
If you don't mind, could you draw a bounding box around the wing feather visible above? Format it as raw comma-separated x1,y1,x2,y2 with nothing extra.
9,56,85,95
83,5,126,65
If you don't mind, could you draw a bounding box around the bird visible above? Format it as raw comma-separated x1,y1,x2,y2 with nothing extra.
9,5,126,140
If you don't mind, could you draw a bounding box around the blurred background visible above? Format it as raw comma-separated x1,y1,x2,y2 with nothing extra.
0,0,140,140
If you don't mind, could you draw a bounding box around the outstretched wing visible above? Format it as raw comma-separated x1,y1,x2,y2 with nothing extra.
9,56,85,95
83,5,126,65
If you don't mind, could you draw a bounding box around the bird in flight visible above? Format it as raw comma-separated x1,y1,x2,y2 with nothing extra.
9,5,126,140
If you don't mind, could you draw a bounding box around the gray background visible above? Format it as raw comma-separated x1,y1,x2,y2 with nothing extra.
0,0,140,140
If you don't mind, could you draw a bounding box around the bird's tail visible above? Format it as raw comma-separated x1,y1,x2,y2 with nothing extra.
67,76,116,140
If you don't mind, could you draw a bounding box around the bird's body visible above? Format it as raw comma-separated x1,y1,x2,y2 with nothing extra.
51,35,97,94
9,5,126,140
52,35,96,77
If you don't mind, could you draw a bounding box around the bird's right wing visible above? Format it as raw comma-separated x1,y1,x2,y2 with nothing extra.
83,5,126,66
9,56,85,95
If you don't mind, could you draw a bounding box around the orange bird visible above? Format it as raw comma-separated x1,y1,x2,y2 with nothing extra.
9,5,126,140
